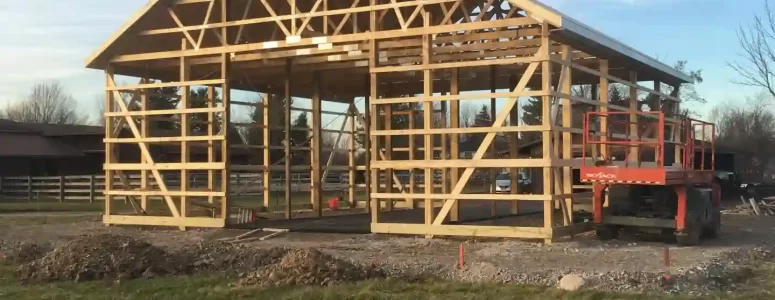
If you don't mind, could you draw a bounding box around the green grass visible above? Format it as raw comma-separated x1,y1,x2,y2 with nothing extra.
0,214,100,226
2,263,774,300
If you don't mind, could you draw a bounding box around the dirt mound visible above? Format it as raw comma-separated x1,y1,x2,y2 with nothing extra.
18,234,180,282
241,249,384,286
0,241,50,265
176,242,290,273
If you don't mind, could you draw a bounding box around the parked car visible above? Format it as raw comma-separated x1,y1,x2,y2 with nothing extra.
492,171,532,193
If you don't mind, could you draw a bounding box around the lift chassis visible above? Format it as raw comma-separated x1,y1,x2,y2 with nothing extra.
580,111,720,246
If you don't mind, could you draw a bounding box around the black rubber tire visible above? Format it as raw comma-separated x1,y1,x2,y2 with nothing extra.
660,228,676,243
596,225,619,241
676,212,702,246
703,208,721,239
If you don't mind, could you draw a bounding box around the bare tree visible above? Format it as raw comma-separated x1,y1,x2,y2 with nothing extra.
730,0,775,98
460,102,476,128
709,92,775,181
93,94,106,126
1,82,86,125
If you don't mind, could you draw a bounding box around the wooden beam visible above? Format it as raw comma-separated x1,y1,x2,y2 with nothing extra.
449,67,460,222
422,12,434,237
540,21,553,245
311,71,323,217
284,59,292,220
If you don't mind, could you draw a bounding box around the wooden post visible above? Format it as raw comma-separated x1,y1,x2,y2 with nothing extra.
629,71,638,164
59,175,65,203
423,12,434,236
89,175,95,203
263,94,272,207
207,83,215,205
104,66,114,217
27,176,32,202
441,100,448,196
541,22,554,245
348,97,356,207
311,71,323,217
284,59,293,219
561,44,573,226
220,0,231,226
508,73,519,215
180,38,191,229
408,105,416,209
141,78,149,209
600,60,610,208
368,1,378,223
384,100,393,211
489,65,497,218
449,68,460,222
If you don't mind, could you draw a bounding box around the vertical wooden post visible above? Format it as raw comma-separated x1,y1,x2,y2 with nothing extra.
27,176,32,202
141,78,149,209
208,86,216,204
489,65,497,217
384,101,393,211
599,60,610,208
284,59,293,219
104,66,115,217
599,60,609,159
59,175,65,203
408,107,416,209
180,38,191,229
89,175,95,203
348,98,356,207
541,22,554,244
368,0,378,223
508,74,519,215
560,45,573,226
629,71,638,164
423,12,434,236
673,86,682,165
449,68,460,222
311,71,323,217
263,94,272,207
220,0,231,225
441,100,448,196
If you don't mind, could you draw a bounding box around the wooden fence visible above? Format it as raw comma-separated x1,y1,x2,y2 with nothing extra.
0,172,474,203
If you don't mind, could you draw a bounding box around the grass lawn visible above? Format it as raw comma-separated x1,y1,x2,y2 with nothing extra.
1,263,774,300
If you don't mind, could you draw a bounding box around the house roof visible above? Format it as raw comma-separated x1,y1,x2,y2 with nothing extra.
0,131,84,158
0,120,103,136
85,0,692,86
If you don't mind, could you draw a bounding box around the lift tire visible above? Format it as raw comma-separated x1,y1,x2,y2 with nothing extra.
703,208,721,239
596,225,619,241
660,228,676,243
676,212,702,246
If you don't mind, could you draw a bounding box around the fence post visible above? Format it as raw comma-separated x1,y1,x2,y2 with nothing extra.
89,175,95,203
27,176,32,202
59,175,65,202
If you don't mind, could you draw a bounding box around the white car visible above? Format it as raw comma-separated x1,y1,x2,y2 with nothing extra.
493,172,532,193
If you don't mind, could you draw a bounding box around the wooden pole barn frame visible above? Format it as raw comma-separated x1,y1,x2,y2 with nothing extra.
86,0,693,242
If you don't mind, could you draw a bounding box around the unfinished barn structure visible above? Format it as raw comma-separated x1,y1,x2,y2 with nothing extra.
87,0,693,242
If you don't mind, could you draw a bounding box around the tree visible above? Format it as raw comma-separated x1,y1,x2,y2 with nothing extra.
730,0,775,99
473,104,492,127
1,82,86,125
290,112,310,165
709,93,775,181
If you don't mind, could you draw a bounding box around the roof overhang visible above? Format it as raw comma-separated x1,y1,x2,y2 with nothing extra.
508,0,694,84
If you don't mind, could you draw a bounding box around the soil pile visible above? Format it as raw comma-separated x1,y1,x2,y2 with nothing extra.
0,241,50,265
176,242,290,273
241,249,384,286
18,234,179,282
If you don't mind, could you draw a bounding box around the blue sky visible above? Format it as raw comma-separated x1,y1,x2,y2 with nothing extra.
0,0,766,123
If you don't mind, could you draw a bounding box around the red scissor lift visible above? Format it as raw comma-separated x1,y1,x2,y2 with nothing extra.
580,111,720,246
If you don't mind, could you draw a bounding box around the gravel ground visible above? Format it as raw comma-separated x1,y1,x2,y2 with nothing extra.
2,212,775,295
